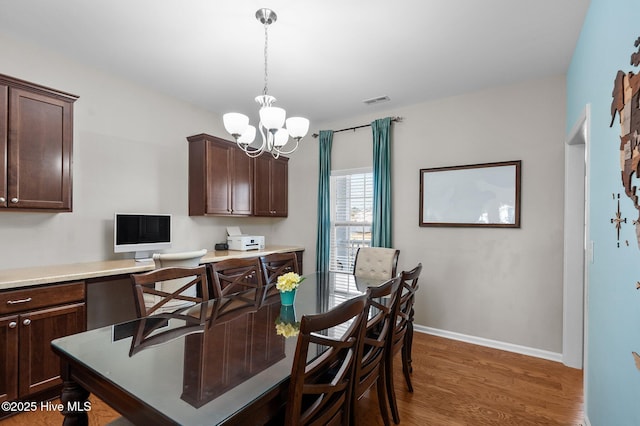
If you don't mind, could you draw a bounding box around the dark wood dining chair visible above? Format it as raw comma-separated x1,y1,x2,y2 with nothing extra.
130,265,209,318
259,252,299,301
208,257,265,308
284,293,369,426
351,275,402,426
385,263,422,424
353,247,400,281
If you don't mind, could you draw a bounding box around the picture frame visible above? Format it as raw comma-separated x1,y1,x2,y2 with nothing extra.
419,160,521,228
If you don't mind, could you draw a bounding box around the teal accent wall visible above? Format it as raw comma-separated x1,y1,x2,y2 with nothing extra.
567,0,640,424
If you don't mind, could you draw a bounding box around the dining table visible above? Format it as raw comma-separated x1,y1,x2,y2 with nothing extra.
51,271,382,426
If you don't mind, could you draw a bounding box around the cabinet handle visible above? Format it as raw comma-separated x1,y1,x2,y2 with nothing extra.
0,197,5,203
22,319,31,326
8,321,17,329
6,297,32,305
10,198,18,204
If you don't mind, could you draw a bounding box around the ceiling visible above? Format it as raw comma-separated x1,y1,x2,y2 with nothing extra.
0,0,590,126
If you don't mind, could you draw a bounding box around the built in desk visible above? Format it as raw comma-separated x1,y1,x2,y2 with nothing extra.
0,246,303,408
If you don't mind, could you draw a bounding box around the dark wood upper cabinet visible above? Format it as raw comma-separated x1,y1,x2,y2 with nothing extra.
188,134,253,216
253,154,288,217
187,133,289,217
0,74,78,212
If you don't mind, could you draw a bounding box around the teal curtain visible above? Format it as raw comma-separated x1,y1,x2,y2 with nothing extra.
371,117,392,248
315,130,333,272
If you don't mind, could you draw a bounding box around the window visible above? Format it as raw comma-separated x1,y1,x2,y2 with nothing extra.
330,169,373,273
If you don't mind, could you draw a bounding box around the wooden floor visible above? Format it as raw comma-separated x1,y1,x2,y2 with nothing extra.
1,332,583,425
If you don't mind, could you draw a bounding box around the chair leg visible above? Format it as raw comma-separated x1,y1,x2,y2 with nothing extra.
385,351,401,424
401,319,416,392
377,366,391,426
406,311,415,374
401,343,413,393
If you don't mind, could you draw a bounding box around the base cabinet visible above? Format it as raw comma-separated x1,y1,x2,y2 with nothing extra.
0,315,19,402
0,282,85,405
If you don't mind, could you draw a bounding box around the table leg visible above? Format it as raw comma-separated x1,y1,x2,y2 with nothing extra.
59,365,90,426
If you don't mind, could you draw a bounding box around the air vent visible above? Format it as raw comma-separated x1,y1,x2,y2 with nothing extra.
362,95,390,105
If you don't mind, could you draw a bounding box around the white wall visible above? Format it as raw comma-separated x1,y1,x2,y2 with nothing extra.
0,32,284,269
282,75,567,352
0,31,566,354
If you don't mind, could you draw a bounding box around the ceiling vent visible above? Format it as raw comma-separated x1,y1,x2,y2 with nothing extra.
362,95,390,105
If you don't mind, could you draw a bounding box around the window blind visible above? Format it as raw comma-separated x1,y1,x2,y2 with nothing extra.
329,170,373,272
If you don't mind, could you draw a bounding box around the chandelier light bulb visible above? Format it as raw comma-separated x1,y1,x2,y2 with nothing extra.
237,125,256,145
260,106,286,131
274,128,289,146
223,113,249,137
286,117,310,139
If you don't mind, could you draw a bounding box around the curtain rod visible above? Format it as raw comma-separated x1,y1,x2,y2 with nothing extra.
311,116,403,138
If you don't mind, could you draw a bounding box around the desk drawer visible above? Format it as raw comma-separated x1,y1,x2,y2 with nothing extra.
0,282,85,315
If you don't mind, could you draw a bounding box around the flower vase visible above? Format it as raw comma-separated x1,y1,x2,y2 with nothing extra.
280,289,296,306
279,305,296,323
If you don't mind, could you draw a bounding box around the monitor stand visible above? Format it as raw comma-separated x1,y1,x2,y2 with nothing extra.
134,251,154,263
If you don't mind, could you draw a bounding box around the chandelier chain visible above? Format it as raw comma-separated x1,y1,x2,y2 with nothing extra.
263,23,269,96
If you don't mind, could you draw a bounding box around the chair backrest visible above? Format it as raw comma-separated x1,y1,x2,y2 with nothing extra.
259,252,299,300
391,263,422,354
285,294,368,426
149,249,208,313
354,275,402,396
131,265,209,318
208,257,264,300
353,247,400,281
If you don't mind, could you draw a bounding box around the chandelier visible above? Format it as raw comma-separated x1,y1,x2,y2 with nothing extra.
223,8,309,158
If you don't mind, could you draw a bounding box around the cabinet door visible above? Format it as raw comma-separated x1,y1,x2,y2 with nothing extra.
0,315,18,403
270,158,288,217
253,155,273,216
7,87,73,211
230,149,253,215
0,83,6,208
18,303,85,397
205,141,232,215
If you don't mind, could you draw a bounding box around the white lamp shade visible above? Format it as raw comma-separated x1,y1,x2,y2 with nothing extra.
237,125,256,145
274,128,289,146
259,107,286,130
286,117,310,138
223,113,249,135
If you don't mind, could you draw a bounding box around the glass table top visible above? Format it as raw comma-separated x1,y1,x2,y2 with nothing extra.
52,271,380,425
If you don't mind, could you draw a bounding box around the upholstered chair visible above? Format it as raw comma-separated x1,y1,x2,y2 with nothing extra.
353,247,400,281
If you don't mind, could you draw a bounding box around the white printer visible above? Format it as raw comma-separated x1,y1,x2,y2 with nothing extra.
226,227,265,251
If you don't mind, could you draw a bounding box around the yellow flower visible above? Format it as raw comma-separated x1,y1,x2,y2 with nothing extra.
276,272,304,292
275,321,300,338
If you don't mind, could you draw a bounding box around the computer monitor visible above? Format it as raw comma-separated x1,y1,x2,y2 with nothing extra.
114,213,171,261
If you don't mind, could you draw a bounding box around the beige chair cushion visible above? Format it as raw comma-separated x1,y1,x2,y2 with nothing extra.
354,247,398,281
144,249,207,313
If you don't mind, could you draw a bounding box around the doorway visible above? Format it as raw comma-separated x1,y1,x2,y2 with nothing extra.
563,104,590,369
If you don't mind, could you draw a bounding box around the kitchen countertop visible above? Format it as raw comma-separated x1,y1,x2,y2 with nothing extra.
0,245,305,291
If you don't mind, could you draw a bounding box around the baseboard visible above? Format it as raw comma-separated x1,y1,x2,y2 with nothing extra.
415,325,563,363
